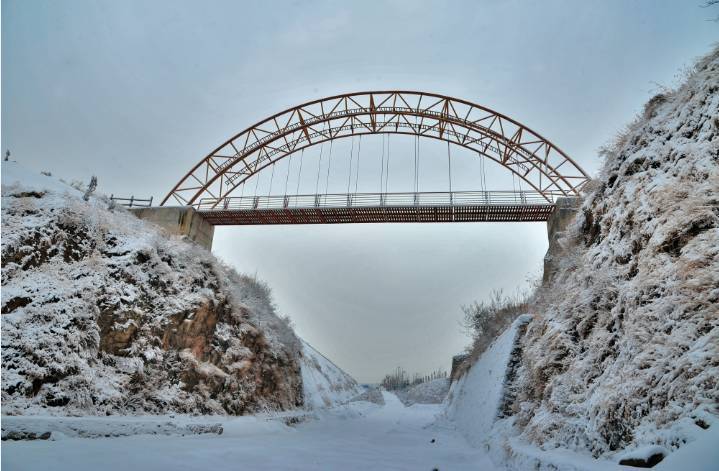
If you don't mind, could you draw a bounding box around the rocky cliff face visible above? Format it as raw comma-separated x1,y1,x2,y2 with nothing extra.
509,48,718,457
1,163,303,415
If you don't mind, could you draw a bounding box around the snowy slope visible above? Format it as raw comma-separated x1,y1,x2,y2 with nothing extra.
444,315,530,448
504,47,719,462
300,340,362,409
1,162,304,415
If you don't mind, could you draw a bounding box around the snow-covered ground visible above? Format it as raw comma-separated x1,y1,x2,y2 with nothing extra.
2,392,497,471
395,378,450,406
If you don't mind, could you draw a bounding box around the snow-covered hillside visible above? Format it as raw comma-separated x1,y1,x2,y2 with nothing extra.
447,47,718,467
1,162,308,415
300,340,362,409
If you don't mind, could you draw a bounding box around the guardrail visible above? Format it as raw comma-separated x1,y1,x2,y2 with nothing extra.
110,195,153,208
196,190,559,212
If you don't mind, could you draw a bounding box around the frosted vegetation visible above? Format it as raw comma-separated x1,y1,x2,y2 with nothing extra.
446,49,719,469
1,163,306,415
453,47,718,463
460,289,529,372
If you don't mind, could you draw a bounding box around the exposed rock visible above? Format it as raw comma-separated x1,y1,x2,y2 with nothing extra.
618,453,665,468
1,162,304,416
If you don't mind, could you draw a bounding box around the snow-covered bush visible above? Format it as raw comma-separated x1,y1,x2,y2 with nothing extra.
461,289,529,373
1,163,304,416
508,46,719,458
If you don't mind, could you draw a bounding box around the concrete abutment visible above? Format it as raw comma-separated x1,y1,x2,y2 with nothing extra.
130,206,215,251
543,197,583,284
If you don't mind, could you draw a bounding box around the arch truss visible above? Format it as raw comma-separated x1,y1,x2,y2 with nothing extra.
163,91,589,208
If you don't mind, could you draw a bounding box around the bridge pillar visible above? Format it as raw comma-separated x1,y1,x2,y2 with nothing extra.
130,206,215,251
543,197,582,284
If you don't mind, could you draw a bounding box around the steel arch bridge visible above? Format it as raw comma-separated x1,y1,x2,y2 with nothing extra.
163,91,589,225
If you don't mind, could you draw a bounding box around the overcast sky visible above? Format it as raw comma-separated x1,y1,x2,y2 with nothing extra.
3,0,716,382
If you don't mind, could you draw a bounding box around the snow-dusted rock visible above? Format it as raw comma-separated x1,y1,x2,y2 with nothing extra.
1,162,303,415
510,47,719,458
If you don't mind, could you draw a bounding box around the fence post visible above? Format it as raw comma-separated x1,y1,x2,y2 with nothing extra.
149,196,153,207
130,195,134,207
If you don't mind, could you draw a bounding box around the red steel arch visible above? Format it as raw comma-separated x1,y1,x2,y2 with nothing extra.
163,91,589,207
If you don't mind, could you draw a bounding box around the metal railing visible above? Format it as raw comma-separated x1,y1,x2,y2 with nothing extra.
197,190,558,212
110,195,153,208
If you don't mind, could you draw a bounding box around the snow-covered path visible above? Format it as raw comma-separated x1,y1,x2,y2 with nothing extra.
2,392,496,471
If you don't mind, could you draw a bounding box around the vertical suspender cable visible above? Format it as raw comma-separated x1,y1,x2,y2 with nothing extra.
416,134,421,194
267,162,276,208
238,181,246,209
385,134,390,194
447,141,453,207
380,134,385,193
324,139,333,203
478,153,484,193
347,136,354,194
268,162,275,197
296,149,304,195
284,154,292,197
354,135,361,194
253,168,261,197
447,141,452,192
315,141,324,196
417,136,419,193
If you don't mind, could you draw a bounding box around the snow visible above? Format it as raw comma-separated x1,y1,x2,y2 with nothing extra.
654,421,719,470
1,161,306,415
395,378,450,406
1,393,499,471
501,46,719,460
443,315,531,448
300,340,363,409
1,162,79,196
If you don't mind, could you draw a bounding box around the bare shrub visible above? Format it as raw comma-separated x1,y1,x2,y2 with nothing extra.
461,289,530,367
380,366,447,391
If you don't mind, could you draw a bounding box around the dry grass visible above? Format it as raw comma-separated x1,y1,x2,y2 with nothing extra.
461,289,531,372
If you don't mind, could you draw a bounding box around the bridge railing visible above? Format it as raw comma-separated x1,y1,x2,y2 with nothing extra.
196,190,560,212
110,195,153,208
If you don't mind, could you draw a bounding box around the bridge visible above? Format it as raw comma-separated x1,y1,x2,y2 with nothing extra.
196,190,559,225
131,91,590,248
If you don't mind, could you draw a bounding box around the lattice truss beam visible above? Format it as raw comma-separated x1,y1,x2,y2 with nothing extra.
163,91,590,207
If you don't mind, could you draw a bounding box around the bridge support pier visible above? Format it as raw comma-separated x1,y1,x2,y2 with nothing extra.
543,197,582,284
130,206,215,251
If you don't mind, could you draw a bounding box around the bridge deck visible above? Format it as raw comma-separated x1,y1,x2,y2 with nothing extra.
196,191,557,225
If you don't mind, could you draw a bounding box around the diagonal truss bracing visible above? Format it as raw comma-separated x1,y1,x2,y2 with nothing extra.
163,91,590,207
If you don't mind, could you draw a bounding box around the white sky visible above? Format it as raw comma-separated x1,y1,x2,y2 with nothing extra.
2,0,717,382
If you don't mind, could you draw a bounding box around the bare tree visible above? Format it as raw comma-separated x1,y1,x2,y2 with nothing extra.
83,176,98,201
703,0,719,20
